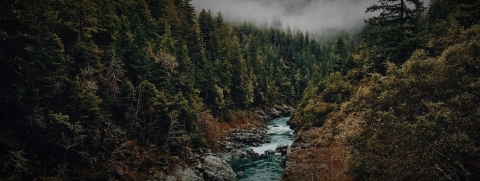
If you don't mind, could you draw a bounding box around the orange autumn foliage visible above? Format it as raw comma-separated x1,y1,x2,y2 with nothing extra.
198,110,263,152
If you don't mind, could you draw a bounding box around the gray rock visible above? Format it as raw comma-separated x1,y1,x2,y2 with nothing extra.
286,115,295,126
253,105,294,122
177,168,203,181
219,152,233,161
219,127,271,161
264,149,276,155
166,175,177,181
276,145,289,155
246,149,259,157
270,108,281,117
237,171,244,178
202,155,237,181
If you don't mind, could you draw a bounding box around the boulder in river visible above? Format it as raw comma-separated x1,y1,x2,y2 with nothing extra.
227,128,269,145
237,171,244,178
264,149,276,155
276,145,289,155
253,105,294,122
246,149,259,157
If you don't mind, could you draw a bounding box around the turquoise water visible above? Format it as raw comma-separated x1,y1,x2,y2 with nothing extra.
229,117,293,181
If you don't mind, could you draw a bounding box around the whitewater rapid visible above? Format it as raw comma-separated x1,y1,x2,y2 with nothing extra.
229,117,294,181
249,118,294,155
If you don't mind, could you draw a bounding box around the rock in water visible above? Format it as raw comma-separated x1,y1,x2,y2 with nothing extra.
264,149,276,155
237,171,244,178
276,145,289,155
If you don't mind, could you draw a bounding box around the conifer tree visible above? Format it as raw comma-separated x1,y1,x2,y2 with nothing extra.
365,0,425,73
175,38,195,101
455,0,480,28
198,9,218,62
161,0,182,37
334,38,346,60
0,0,328,178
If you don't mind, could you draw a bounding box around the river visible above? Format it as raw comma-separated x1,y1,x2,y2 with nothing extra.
229,117,294,181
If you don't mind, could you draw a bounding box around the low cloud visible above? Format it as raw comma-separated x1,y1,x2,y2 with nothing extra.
191,0,380,34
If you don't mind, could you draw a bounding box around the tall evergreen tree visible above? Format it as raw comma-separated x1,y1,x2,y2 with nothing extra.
198,9,218,62
161,0,182,37
365,0,425,73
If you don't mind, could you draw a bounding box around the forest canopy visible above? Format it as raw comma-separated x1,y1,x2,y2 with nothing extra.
0,0,344,179
291,0,480,180
2,0,479,180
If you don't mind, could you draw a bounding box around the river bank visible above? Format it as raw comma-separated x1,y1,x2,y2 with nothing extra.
163,105,294,181
280,103,360,181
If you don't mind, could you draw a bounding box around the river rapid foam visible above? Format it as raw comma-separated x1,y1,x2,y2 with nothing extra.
229,117,293,181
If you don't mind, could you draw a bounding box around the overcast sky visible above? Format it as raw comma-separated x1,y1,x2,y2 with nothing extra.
191,0,382,34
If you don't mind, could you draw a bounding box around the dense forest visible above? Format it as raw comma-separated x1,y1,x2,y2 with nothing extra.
0,0,347,180
291,0,480,180
2,0,480,180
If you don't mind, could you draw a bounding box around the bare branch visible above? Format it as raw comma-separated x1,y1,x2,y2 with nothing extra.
156,50,178,73
105,50,125,97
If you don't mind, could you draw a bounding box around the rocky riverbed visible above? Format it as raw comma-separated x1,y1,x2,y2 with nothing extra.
280,103,360,181
220,105,294,161
163,105,294,181
229,117,294,181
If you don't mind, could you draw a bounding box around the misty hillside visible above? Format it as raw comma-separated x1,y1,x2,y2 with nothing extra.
192,0,378,33
284,0,480,180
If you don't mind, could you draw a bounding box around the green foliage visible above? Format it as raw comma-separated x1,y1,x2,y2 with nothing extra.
346,27,480,180
364,0,426,73
455,0,480,28
302,101,338,127
190,134,208,149
295,72,355,127
284,1,480,181
320,73,354,104
2,0,478,179
1,0,328,179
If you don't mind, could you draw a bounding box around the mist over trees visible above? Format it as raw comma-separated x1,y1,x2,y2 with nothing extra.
1,0,479,180
191,0,379,34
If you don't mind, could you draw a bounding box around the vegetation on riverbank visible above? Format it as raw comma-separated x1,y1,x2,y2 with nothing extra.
0,0,338,179
288,0,480,180
3,0,479,180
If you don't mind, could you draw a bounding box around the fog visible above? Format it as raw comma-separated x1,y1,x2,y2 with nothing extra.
191,0,381,34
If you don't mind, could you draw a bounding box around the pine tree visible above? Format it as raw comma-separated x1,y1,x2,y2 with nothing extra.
147,0,167,19
161,0,182,37
0,0,328,178
198,9,218,62
215,24,234,109
365,0,425,73
160,23,177,54
271,14,283,30
216,12,225,28
62,0,101,41
334,38,346,60
229,31,251,108
175,38,195,101
126,14,152,84
455,0,480,28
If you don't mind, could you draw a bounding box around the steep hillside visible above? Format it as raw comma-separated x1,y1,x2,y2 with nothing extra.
286,0,480,180
282,102,360,181
0,0,326,180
